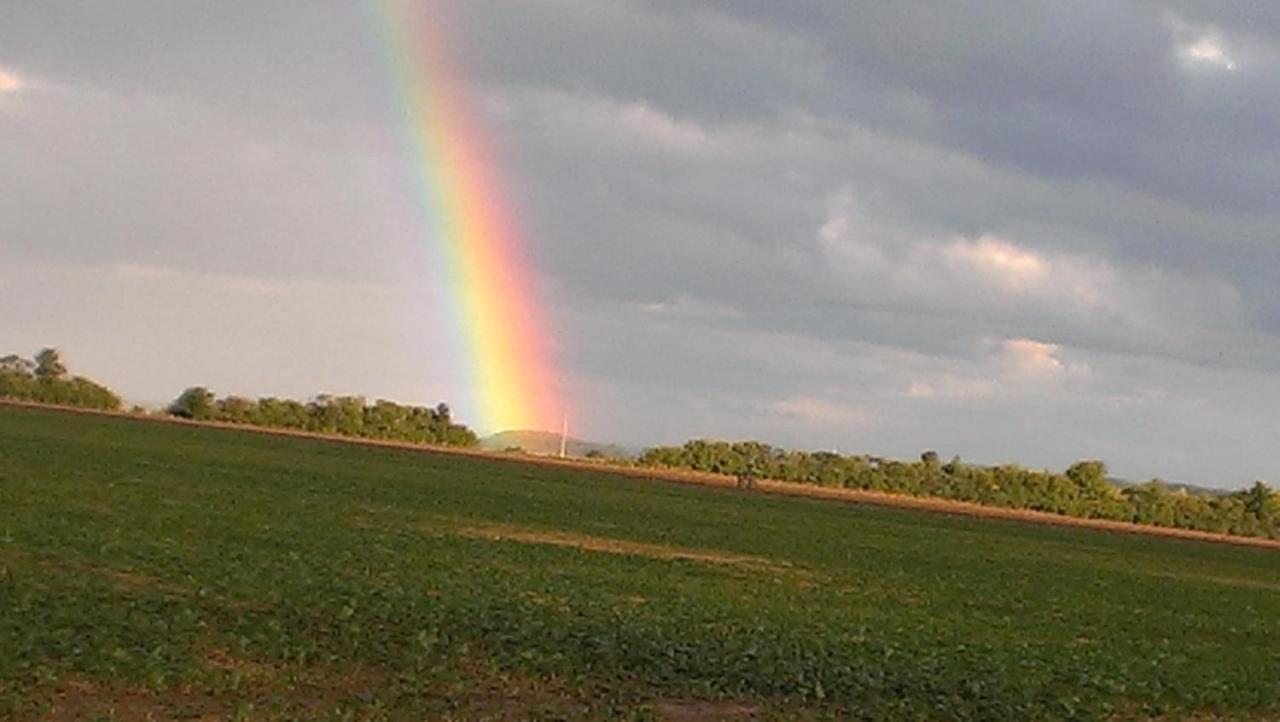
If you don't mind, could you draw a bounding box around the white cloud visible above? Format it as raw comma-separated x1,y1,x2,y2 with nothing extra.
1179,36,1237,70
1002,338,1066,376
818,194,1058,300
942,235,1047,290
1168,14,1238,71
813,190,1247,367
900,338,1089,403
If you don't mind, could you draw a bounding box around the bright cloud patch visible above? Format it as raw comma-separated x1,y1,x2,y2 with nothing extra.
0,69,22,92
1002,338,1065,376
1001,338,1093,384
943,235,1047,290
1179,35,1237,70
813,189,1245,364
1168,15,1238,71
904,338,1089,402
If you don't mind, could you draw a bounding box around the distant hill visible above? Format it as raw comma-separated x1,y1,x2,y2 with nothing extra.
479,430,632,459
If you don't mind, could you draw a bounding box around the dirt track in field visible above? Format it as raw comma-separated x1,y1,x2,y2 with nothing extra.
6,399,1280,552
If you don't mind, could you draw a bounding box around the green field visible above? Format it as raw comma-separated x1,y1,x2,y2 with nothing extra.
2,406,1278,720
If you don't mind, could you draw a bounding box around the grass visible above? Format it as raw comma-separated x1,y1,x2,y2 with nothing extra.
1,405,1278,720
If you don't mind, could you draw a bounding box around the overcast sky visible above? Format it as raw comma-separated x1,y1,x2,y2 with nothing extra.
4,1,1280,488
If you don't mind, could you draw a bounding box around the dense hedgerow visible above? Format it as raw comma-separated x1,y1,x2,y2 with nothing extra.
0,349,121,411
0,348,477,447
168,386,478,447
638,440,1280,539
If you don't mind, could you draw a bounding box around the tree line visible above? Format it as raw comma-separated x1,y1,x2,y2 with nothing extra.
168,386,477,446
638,440,1280,540
0,348,477,447
0,349,122,410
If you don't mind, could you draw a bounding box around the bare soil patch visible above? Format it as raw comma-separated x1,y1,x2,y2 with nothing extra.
30,679,225,722
656,700,761,721
20,653,386,722
453,523,794,574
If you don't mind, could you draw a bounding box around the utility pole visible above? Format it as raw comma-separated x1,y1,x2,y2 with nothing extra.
559,415,568,458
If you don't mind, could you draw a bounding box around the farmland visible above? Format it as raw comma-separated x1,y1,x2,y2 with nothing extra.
2,406,1279,720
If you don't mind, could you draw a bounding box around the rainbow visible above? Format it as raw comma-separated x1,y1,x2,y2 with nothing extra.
373,0,561,433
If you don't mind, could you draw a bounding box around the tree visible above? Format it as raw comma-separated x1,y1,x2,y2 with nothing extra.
0,354,35,375
217,396,257,423
170,387,216,420
1065,460,1108,488
1243,482,1278,533
942,455,964,475
34,348,67,382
